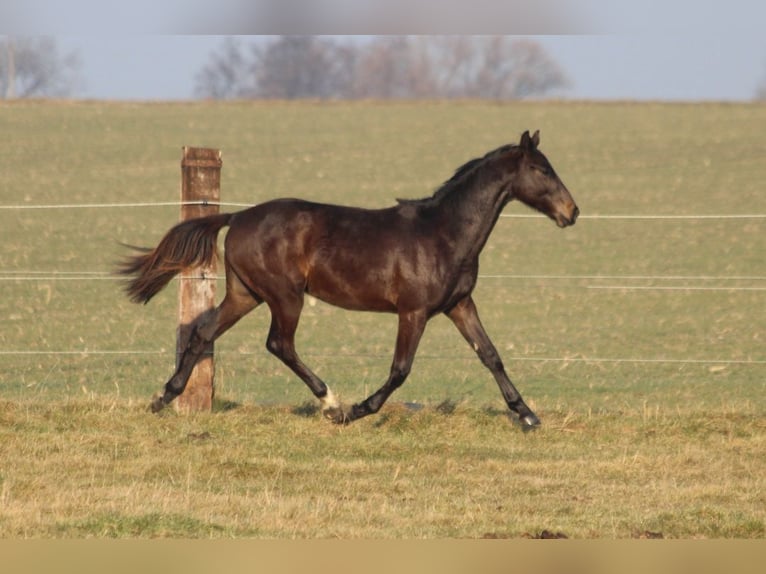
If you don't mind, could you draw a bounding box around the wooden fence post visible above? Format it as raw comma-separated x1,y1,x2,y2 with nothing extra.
176,147,222,413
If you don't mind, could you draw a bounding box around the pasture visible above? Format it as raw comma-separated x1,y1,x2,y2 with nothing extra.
0,100,764,538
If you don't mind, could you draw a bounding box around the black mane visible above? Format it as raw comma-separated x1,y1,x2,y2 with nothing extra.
396,143,518,207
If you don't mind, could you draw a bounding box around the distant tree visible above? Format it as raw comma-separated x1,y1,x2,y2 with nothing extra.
195,36,356,99
195,36,569,101
251,36,356,99
351,37,428,99
1,37,81,99
471,37,569,99
354,36,569,100
193,37,253,99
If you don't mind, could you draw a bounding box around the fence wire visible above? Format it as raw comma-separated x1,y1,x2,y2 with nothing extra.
2,199,766,219
1,200,764,366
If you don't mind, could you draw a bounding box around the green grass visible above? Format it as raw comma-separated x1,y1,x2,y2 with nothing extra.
0,100,765,537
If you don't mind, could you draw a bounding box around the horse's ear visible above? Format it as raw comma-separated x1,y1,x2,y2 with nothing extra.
520,130,540,150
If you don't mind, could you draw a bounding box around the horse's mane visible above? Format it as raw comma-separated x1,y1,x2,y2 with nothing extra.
396,143,518,207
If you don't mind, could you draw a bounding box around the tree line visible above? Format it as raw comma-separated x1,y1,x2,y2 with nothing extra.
6,35,766,101
194,36,570,100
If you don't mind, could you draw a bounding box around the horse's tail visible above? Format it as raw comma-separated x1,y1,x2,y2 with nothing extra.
117,212,233,304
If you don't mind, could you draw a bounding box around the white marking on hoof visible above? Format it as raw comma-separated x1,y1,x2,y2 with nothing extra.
320,388,340,412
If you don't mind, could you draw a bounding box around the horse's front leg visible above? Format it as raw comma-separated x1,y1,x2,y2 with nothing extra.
343,310,427,423
446,296,540,430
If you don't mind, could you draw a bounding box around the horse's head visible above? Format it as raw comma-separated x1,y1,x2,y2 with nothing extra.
511,130,579,228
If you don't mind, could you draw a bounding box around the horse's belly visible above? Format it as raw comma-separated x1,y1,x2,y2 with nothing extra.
306,270,398,313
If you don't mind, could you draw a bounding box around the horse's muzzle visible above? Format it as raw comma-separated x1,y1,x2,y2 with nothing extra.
556,205,579,228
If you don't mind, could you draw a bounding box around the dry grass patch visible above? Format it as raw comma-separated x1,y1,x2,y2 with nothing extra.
0,398,763,538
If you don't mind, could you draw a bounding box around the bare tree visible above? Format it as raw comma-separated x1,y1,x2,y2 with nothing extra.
251,36,355,99
424,37,480,98
421,36,569,99
195,36,356,100
194,36,569,101
1,37,81,99
352,37,426,99
193,37,253,99
495,38,570,98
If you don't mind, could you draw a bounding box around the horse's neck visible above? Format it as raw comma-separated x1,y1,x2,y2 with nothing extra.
438,176,511,262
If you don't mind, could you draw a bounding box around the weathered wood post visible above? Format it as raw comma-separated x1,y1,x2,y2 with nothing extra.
176,147,222,413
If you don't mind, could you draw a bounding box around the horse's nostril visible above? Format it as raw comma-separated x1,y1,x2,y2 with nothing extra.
572,206,580,223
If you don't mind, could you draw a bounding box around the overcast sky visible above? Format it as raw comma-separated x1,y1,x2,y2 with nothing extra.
4,1,766,101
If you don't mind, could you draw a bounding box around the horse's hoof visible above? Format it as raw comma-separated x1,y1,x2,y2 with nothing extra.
509,409,541,431
520,413,541,431
323,406,350,425
149,394,165,414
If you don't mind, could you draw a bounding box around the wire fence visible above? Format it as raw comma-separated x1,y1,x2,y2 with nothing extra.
3,199,766,220
4,271,766,282
2,200,764,366
1,349,765,366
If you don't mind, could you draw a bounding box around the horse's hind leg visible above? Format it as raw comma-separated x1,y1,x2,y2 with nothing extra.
151,272,260,412
262,290,342,420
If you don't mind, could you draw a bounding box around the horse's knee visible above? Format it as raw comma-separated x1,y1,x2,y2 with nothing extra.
477,349,503,372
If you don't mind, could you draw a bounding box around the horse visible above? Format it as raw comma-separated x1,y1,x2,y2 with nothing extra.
118,130,579,430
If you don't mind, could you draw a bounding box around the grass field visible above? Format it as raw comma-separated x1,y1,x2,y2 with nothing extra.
0,100,765,538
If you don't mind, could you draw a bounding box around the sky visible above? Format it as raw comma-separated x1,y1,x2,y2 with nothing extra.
3,1,766,101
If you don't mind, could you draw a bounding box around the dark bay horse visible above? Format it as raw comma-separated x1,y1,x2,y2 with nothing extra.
119,130,579,429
